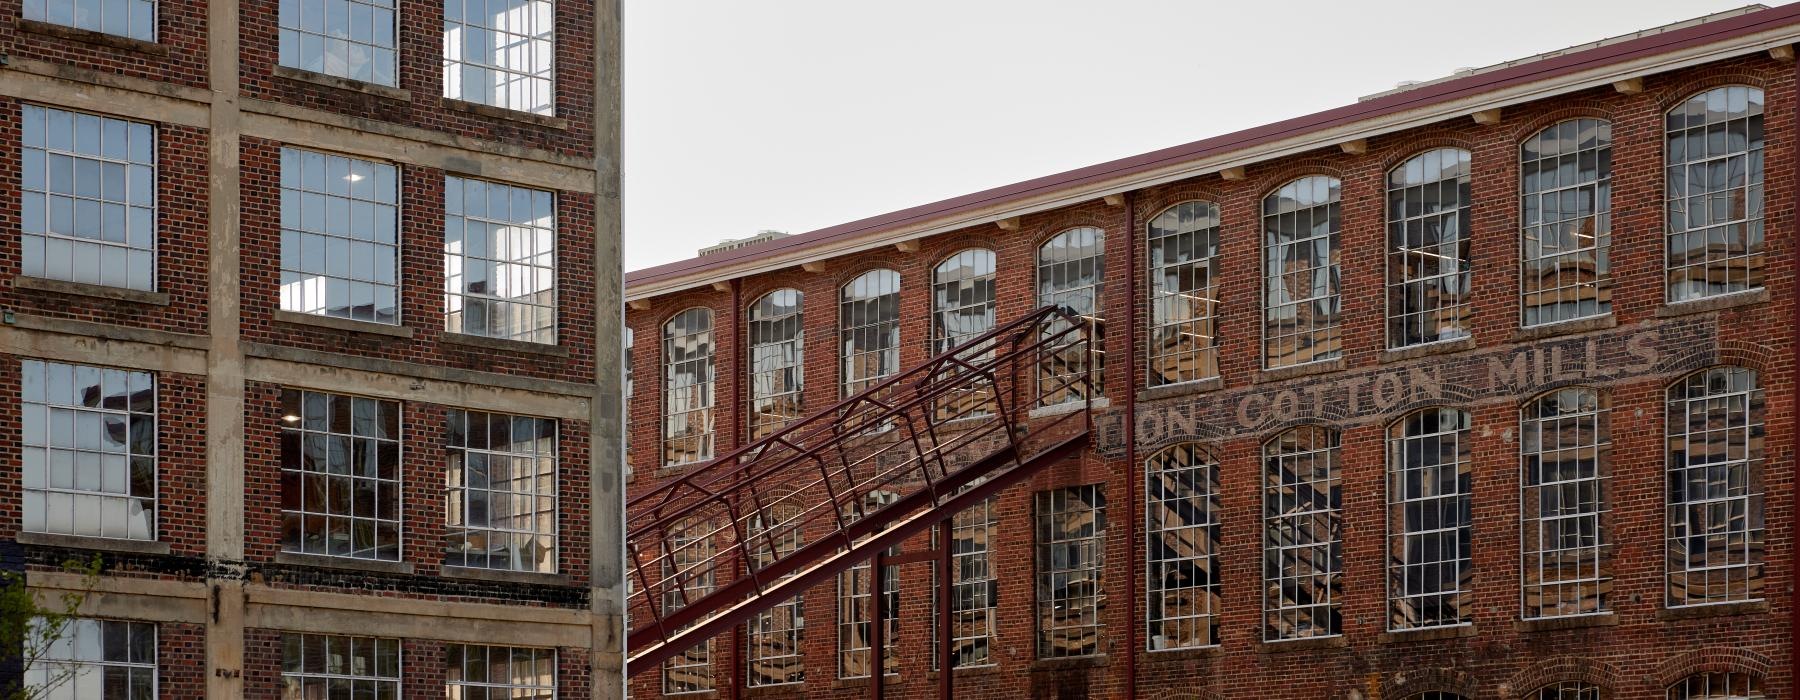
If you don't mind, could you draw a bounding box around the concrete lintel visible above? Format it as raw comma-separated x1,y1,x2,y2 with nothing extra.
996,216,1021,231
246,587,591,648
1471,108,1503,125
1611,77,1645,94
0,57,210,127
245,353,593,420
1338,138,1368,155
1218,166,1246,181
0,322,209,375
31,581,209,625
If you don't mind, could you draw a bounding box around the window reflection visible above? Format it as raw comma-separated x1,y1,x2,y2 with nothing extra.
278,0,399,85
442,0,555,115
19,105,157,292
279,148,400,324
445,176,558,343
1263,176,1341,368
1148,202,1220,386
662,308,715,466
21,360,157,541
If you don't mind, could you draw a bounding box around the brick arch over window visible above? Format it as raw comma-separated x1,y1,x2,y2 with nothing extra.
1377,137,1477,174
1506,102,1617,144
1651,74,1771,112
1654,647,1773,690
1504,656,1622,698
1383,668,1479,699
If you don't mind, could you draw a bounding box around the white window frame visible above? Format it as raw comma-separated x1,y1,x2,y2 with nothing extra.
1520,118,1613,327
24,0,157,42
1520,387,1611,619
744,510,804,687
1261,176,1342,369
280,632,402,698
444,175,559,344
21,359,158,542
1145,444,1221,651
445,409,559,574
1147,201,1221,387
279,147,402,325
1665,366,1765,608
278,388,404,561
441,0,557,115
1386,408,1473,631
840,269,901,398
19,104,158,292
1261,426,1342,642
27,618,158,700
1035,484,1106,659
446,644,557,699
1665,85,1766,304
661,307,715,467
1385,148,1473,349
277,0,400,86
661,521,716,695
747,289,805,441
1036,227,1106,406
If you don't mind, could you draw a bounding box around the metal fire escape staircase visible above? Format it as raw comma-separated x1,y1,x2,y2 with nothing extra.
625,305,1096,678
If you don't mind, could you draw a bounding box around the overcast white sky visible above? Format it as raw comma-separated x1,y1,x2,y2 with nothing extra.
621,0,1760,271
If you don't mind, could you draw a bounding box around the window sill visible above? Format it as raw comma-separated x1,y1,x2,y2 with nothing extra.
1656,288,1769,317
441,98,568,130
1143,645,1222,660
924,664,999,680
17,18,168,55
15,531,171,556
1029,654,1109,671
13,275,170,306
273,309,413,339
1514,613,1617,633
273,551,414,575
1657,600,1768,621
1514,314,1617,342
1255,634,1348,653
1376,624,1476,644
441,331,570,357
440,566,570,587
1138,377,1223,402
273,65,412,101
1028,397,1108,419
1378,336,1475,364
1257,358,1344,383
831,675,902,690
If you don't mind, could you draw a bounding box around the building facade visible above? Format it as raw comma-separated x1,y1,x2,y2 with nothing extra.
0,0,627,697
624,7,1800,699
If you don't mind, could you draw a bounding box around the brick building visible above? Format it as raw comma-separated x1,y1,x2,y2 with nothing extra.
623,6,1800,699
0,0,627,697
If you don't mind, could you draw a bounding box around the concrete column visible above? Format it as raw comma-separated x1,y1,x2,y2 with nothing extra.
590,0,627,697
205,0,247,696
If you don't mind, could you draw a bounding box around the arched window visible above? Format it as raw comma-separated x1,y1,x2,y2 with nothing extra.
747,289,804,440
1145,444,1221,650
1387,149,1472,347
1262,426,1342,641
745,509,804,687
1537,682,1601,699
1666,366,1765,606
1669,672,1763,699
840,270,901,397
662,308,714,466
623,326,634,473
1148,201,1221,385
1035,484,1106,658
1521,388,1611,618
1522,119,1613,326
1387,408,1473,630
1038,227,1106,405
934,250,998,419
662,519,717,695
1666,86,1765,302
1263,176,1341,368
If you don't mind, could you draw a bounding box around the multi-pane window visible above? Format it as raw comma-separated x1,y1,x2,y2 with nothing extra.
1145,445,1220,650
1387,148,1473,347
443,0,555,115
25,0,156,41
623,326,634,471
1387,408,1473,630
839,492,899,679
1263,426,1342,641
934,249,997,419
1522,119,1613,326
1666,86,1765,302
446,644,556,700
1666,366,1765,606
446,410,558,573
1521,388,1611,618
279,148,400,324
278,389,402,561
21,360,156,541
444,176,557,343
278,0,399,85
932,498,997,669
748,289,804,440
1669,673,1763,699
746,511,804,687
1263,176,1341,368
1536,682,1601,700
1036,485,1105,658
662,521,715,695
280,633,401,699
20,105,156,291
661,308,715,466
1148,201,1221,386
27,618,155,700
840,269,901,397
1038,227,1106,405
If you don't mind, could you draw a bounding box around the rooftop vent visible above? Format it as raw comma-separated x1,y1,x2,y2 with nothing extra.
698,230,790,257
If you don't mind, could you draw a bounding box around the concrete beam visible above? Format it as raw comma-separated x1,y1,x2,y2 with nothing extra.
245,355,592,420
0,321,208,375
206,0,248,694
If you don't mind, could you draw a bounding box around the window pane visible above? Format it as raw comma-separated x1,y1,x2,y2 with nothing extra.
1038,229,1105,405
1263,176,1341,368
1148,202,1220,386
279,389,402,561
279,149,401,324
20,105,156,291
1521,388,1612,618
1522,119,1613,326
22,360,157,541
662,308,715,466
1666,87,1765,302
444,176,557,343
1035,485,1106,658
441,0,555,114
1665,367,1765,606
1262,426,1342,640
1387,149,1472,347
279,0,398,85
747,289,805,441
1146,445,1221,650
26,0,155,40
1387,409,1473,630
445,410,557,573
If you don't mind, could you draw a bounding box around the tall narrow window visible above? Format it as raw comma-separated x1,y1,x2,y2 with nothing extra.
1522,119,1612,326
1669,673,1763,699
934,249,997,419
1521,388,1611,618
448,644,556,700
278,389,402,561
661,308,715,466
21,360,156,541
840,270,901,397
1262,426,1342,641
444,176,557,343
442,0,555,115
27,618,156,699
931,498,996,669
1666,366,1765,606
1038,227,1106,405
1387,408,1472,630
662,521,716,695
623,325,634,472
1036,485,1105,658
1667,86,1765,302
746,510,804,687
278,0,399,85
1148,201,1221,386
26,0,156,41
1263,176,1341,368
1536,682,1601,700
280,633,401,698
279,148,400,324
1145,444,1221,650
1387,148,1472,347
838,492,899,679
20,105,156,291
446,410,557,573
748,289,805,440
